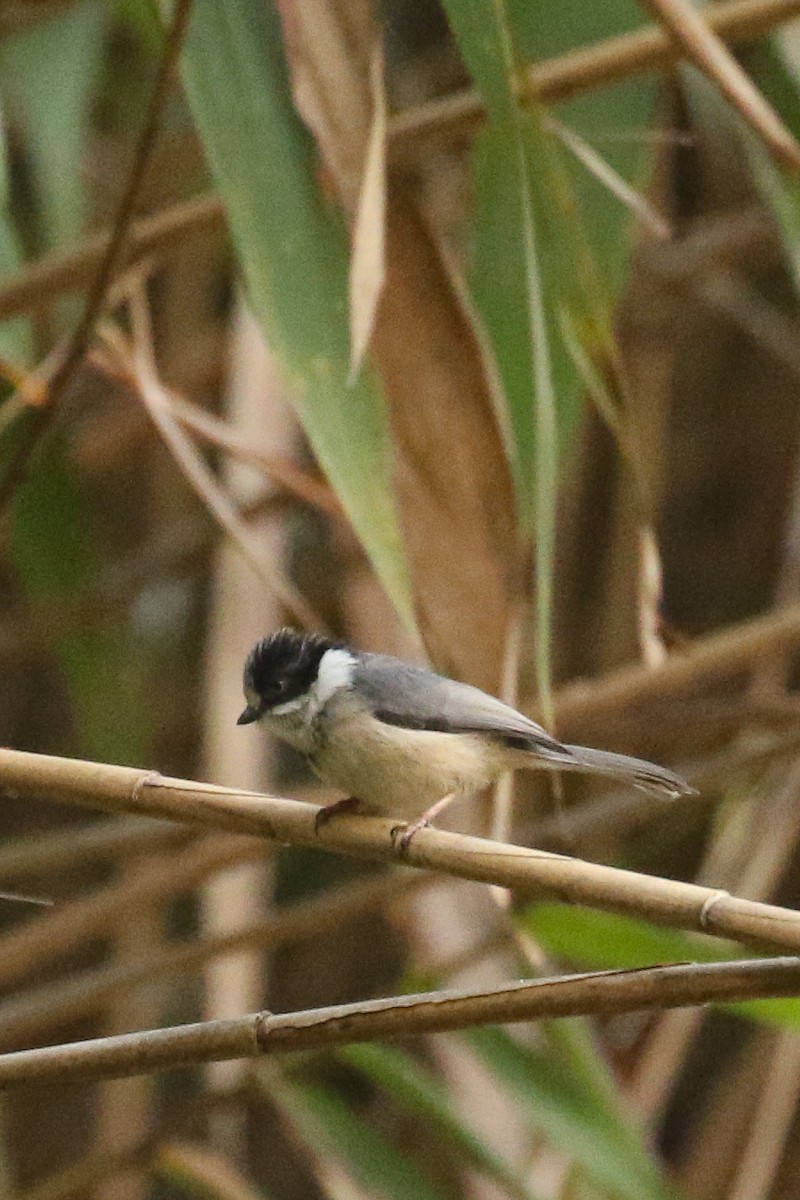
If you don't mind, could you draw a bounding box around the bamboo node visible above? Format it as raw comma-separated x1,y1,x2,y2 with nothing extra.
131,770,164,806
700,889,731,930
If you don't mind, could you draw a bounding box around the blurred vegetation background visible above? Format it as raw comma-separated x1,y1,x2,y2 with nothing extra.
5,0,800,1196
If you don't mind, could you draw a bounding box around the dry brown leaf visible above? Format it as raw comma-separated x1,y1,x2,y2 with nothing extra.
99,319,323,632
159,1142,265,1200
637,524,668,667
372,191,519,692
274,0,374,210
348,47,387,384
641,0,800,169
547,117,671,240
274,0,519,685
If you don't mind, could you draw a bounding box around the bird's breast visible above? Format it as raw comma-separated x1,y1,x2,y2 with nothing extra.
312,708,499,819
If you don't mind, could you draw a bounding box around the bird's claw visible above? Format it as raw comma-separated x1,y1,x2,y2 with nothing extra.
314,796,363,834
390,818,429,852
389,823,407,850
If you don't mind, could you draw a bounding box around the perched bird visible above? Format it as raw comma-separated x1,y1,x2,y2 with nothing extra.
237,628,694,846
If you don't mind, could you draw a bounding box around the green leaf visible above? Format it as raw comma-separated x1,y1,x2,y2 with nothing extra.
469,1027,672,1200
179,0,413,627
444,0,572,713
11,434,149,764
453,0,665,717
341,1043,545,1200
471,124,586,534
115,0,165,54
0,1,106,251
0,112,33,364
521,903,731,970
524,904,800,1029
731,41,800,300
511,0,659,302
260,1067,446,1200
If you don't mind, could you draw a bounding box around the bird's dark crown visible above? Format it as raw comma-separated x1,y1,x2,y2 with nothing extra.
243,628,344,711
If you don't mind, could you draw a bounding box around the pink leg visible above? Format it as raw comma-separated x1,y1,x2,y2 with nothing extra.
314,796,367,834
392,793,458,851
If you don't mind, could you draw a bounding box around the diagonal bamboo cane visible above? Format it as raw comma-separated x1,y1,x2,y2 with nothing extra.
0,957,799,1086
1,748,800,952
389,0,800,149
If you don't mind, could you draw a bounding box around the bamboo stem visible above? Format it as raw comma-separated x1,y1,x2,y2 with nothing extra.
639,0,800,168
553,598,800,732
2,748,800,953
389,0,800,149
0,832,263,989
1,957,799,1086
0,873,428,1048
0,195,225,324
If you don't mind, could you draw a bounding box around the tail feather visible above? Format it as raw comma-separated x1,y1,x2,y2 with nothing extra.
533,742,695,799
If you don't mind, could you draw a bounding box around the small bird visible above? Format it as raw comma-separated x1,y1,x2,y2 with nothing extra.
237,629,694,846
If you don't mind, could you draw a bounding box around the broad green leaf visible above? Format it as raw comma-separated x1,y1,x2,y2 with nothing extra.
524,904,800,1029
0,108,32,363
11,434,149,764
736,40,800,299
115,0,165,54
0,1,106,252
469,1027,672,1200
453,0,666,717
179,0,412,626
523,904,734,969
462,0,659,525
511,0,659,302
471,124,586,531
341,1043,545,1200
443,0,564,713
260,1067,445,1200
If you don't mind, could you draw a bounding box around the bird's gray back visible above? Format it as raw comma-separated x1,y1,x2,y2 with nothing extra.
352,652,558,750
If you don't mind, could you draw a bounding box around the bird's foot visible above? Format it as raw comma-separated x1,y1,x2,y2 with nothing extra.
314,796,365,834
391,793,457,851
390,817,429,853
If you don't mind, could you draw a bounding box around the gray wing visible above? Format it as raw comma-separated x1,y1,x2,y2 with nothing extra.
353,653,562,753
353,654,694,798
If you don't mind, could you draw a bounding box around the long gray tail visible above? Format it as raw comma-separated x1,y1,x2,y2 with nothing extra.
536,743,695,799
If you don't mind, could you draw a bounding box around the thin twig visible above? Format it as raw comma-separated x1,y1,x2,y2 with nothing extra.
546,117,671,240
0,194,225,323
0,0,196,507
0,872,428,1048
48,0,195,399
91,343,342,515
2,748,800,953
0,832,264,990
2,957,800,1086
101,317,324,631
388,0,800,150
639,0,800,169
552,597,800,735
155,392,343,520
0,818,188,883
